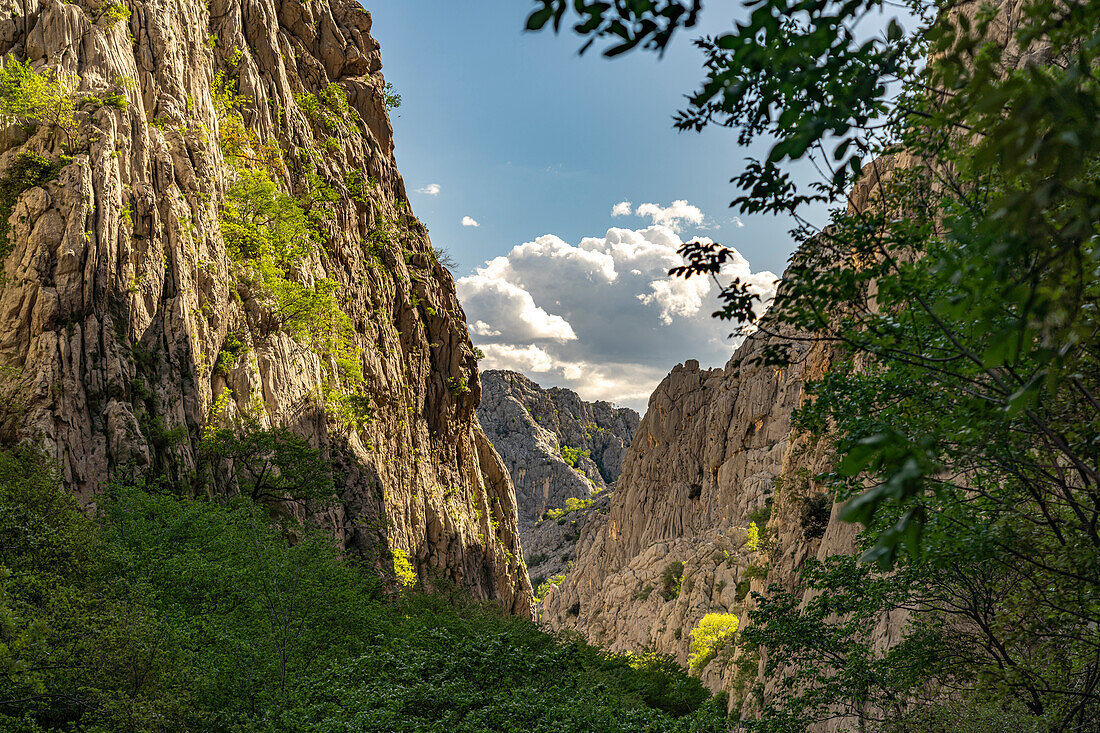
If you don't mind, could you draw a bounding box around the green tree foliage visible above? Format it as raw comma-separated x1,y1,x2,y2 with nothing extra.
219,169,371,429
0,447,730,731
689,613,738,673
530,0,1100,727
559,444,590,467
0,55,77,148
660,561,684,601
198,422,335,509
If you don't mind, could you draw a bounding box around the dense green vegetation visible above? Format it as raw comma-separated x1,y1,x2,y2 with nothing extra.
531,0,1100,729
0,55,76,149
0,447,730,732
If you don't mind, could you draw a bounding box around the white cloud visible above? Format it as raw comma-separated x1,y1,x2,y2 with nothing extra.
732,216,745,228
462,216,480,227
611,200,632,217
417,183,441,195
634,200,704,232
456,277,577,342
478,344,554,373
471,320,501,337
458,212,777,411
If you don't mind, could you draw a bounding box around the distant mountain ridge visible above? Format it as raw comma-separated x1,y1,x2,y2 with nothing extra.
478,370,639,524
477,370,639,587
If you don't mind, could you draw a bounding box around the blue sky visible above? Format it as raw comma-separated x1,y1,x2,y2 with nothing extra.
365,0,802,278
361,1,810,410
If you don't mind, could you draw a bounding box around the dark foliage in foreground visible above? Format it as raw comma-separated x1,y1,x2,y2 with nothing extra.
0,447,728,732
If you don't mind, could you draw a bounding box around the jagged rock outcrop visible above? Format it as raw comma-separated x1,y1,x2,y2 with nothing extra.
538,347,832,688
477,369,638,585
0,0,531,613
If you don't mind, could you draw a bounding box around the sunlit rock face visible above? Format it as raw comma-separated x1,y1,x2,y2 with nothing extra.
0,0,530,614
477,369,638,586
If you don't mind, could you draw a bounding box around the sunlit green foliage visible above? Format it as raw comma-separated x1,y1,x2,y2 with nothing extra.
212,332,248,377
534,572,566,603
219,169,371,429
745,521,761,552
391,547,417,588
559,443,590,467
101,3,130,29
211,70,282,170
0,447,730,732
382,81,401,110
688,613,738,673
0,55,76,148
295,83,359,136
542,496,594,522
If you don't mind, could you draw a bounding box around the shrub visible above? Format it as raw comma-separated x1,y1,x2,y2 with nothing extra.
534,572,566,603
383,81,401,110
0,151,64,255
746,521,762,552
102,3,130,28
689,613,739,673
661,561,684,601
211,70,282,170
560,443,590,467
542,495,593,521
743,563,767,581
213,332,248,377
800,493,832,540
0,55,77,148
392,547,417,588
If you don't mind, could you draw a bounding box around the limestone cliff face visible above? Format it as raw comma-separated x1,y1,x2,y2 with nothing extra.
0,0,531,613
478,370,638,523
538,345,834,690
477,369,638,585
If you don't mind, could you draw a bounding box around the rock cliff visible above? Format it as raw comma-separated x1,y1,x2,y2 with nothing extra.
0,0,531,613
477,368,638,586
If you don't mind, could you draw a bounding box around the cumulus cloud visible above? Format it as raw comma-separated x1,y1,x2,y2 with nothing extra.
462,216,480,227
416,183,441,195
732,216,745,228
611,200,632,217
477,344,554,373
458,212,777,411
456,277,577,342
634,200,705,232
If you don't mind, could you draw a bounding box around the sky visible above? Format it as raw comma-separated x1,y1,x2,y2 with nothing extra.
362,1,814,412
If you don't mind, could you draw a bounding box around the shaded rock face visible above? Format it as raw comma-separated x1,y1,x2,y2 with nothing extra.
0,0,531,614
477,369,638,585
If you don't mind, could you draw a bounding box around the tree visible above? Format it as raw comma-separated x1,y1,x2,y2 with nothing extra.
529,0,1100,728
0,55,77,149
198,423,336,509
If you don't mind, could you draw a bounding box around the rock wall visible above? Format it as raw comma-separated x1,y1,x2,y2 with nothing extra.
0,0,531,613
538,344,839,688
477,368,638,586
